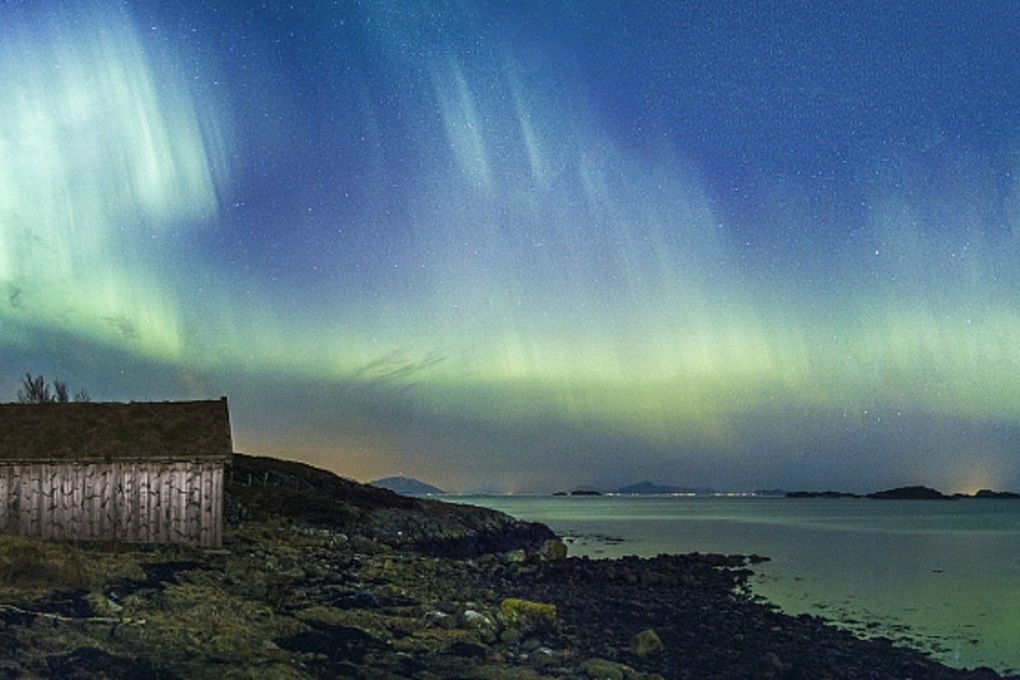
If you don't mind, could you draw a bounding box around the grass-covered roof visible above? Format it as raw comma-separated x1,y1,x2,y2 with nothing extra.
0,398,232,462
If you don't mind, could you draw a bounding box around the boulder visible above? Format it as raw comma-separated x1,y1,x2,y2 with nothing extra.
629,628,663,658
539,538,568,561
582,657,628,680
499,598,558,636
460,609,498,643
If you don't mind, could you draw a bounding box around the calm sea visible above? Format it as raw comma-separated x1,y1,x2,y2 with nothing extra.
455,495,1020,674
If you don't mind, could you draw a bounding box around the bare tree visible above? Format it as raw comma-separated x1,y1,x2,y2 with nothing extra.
53,381,70,403
17,373,52,403
16,374,90,403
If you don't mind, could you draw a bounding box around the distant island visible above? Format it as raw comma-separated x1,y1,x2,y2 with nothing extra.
370,476,446,496
786,490,863,499
546,482,1020,501
553,481,720,496
787,485,1020,500
867,485,952,500
615,481,717,496
971,489,1020,499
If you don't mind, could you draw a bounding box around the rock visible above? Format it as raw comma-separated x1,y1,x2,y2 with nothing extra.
500,598,558,636
476,553,499,567
499,627,521,644
539,538,568,561
424,610,456,630
629,628,663,658
524,637,546,652
504,549,527,564
763,651,788,673
332,589,378,609
461,609,499,643
85,593,123,617
582,657,628,680
445,640,488,660
530,646,559,668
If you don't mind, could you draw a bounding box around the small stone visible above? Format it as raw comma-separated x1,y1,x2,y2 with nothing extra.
445,640,488,660
424,610,456,629
582,658,627,680
499,628,521,644
629,628,663,658
476,553,498,567
504,549,527,564
530,647,558,668
763,651,786,672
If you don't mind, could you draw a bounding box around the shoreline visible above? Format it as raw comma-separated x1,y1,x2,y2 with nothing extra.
2,521,1015,679
3,455,1015,678
459,493,1020,675
562,532,1016,678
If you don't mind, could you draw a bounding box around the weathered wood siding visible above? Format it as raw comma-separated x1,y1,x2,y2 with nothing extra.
0,459,224,548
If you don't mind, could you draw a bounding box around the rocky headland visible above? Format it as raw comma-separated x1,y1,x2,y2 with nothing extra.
1,454,1016,679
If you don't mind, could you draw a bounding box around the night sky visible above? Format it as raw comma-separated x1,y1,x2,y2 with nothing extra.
3,1,1020,493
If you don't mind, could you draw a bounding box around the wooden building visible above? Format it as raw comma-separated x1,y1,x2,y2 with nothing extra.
0,398,232,548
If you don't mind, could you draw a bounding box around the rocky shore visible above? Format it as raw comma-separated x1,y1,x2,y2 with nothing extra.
1,454,1016,679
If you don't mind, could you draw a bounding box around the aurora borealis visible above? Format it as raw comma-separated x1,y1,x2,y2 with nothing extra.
3,2,1020,493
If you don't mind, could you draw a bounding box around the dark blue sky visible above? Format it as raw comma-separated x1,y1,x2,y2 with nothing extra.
2,1,1019,492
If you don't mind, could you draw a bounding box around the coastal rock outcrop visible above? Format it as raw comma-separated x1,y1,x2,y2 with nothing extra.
225,453,555,557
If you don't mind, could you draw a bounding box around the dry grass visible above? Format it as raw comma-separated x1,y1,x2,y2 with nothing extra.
0,534,89,593
0,534,156,604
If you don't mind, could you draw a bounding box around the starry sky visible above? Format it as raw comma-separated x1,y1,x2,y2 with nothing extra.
3,1,1020,493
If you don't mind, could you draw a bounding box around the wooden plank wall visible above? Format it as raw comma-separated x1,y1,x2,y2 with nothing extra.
0,460,224,548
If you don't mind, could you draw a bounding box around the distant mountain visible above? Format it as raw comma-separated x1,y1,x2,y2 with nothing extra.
615,481,716,495
370,476,445,496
